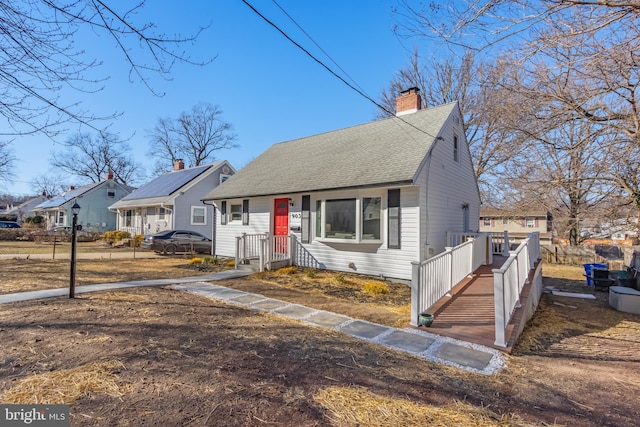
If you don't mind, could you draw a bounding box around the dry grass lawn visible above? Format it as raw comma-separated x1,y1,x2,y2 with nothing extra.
0,249,639,426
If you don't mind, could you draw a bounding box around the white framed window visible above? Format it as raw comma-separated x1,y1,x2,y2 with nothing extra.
191,206,206,225
526,217,535,228
314,193,383,243
230,204,242,222
502,218,509,225
361,197,381,240
220,174,231,184
107,188,116,198
483,218,491,227
158,207,166,220
56,211,65,225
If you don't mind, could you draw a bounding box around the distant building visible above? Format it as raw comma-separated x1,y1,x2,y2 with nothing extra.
479,208,553,244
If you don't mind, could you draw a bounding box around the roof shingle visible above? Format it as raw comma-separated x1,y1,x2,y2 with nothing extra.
202,102,457,200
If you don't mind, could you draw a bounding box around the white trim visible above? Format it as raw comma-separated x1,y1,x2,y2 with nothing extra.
190,205,207,225
313,190,384,244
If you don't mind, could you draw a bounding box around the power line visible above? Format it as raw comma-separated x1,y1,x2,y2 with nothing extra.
240,0,439,139
270,0,366,95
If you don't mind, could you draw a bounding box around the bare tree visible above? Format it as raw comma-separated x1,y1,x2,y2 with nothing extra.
148,103,238,174
31,174,70,198
0,141,15,183
51,132,140,185
0,0,210,138
393,0,640,227
378,51,529,204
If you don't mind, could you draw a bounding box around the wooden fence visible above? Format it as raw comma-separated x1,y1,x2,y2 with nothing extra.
541,244,640,266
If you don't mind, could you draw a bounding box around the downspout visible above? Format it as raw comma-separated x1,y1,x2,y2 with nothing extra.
203,200,216,256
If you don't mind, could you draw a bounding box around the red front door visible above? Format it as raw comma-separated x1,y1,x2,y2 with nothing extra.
274,198,289,254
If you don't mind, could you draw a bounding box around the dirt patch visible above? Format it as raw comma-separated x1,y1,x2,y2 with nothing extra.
218,268,411,328
0,258,230,295
0,260,639,426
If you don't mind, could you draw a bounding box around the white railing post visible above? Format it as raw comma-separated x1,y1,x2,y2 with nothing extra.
289,234,296,266
242,233,248,261
487,234,493,265
259,238,266,272
410,261,421,326
493,267,507,347
235,236,242,270
445,246,454,296
502,230,510,256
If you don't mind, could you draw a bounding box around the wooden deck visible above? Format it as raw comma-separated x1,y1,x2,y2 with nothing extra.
419,255,530,352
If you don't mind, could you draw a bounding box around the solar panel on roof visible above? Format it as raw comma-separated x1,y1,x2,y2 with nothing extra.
120,164,212,201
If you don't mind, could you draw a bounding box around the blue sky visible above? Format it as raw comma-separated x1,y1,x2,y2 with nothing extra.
5,0,427,196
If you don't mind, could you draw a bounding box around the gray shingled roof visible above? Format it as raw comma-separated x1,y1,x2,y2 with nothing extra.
202,102,457,200
110,163,220,209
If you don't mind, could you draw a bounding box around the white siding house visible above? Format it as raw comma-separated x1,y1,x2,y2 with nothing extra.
202,89,480,280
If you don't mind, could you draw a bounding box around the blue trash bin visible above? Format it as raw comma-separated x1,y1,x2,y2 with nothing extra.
583,263,608,286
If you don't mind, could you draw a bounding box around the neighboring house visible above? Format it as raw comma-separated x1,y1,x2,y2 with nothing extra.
35,174,134,231
202,88,480,281
109,160,235,239
3,194,48,223
479,208,553,244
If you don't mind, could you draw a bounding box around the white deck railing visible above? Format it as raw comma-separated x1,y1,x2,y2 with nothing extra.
235,233,295,271
235,233,267,267
447,231,510,256
410,234,491,326
493,232,540,347
259,234,293,271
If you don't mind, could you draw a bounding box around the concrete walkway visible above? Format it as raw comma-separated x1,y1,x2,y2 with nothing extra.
0,269,505,375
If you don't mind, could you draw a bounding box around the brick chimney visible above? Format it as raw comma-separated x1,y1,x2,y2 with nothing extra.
105,170,114,180
396,87,422,116
174,159,185,171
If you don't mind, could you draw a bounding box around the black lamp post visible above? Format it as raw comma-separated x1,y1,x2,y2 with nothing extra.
69,201,81,298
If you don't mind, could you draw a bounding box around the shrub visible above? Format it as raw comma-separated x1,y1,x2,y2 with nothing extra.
189,257,203,265
103,230,132,244
334,273,345,284
134,234,143,247
364,281,389,295
226,260,235,268
277,266,297,275
304,268,316,278
23,215,43,224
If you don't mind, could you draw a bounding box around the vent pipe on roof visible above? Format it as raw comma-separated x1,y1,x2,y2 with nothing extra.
396,87,422,116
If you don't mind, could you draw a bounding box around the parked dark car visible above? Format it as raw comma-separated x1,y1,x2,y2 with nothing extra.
0,221,21,228
141,230,212,255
